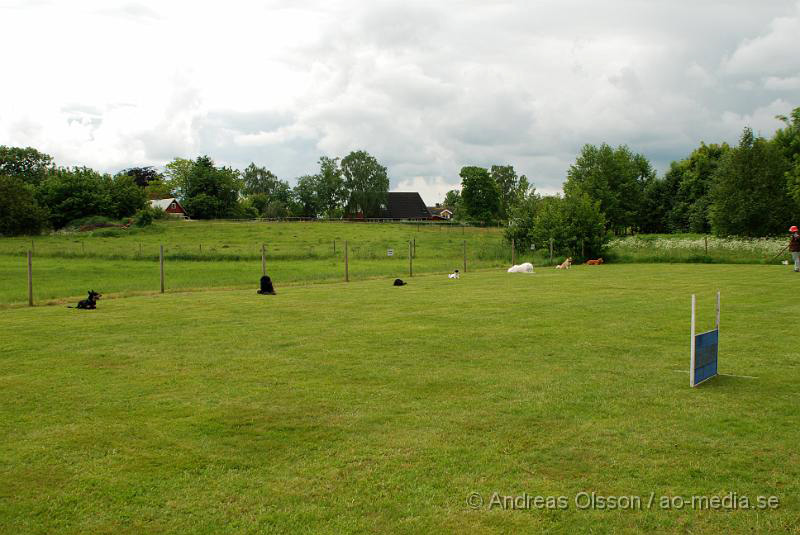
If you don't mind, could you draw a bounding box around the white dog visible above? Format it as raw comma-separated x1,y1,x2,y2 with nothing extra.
507,262,534,273
448,269,460,279
556,257,572,269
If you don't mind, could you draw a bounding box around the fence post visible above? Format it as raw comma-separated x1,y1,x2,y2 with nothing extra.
549,238,554,265
27,250,33,307
345,240,349,282
160,245,165,294
511,238,515,266
333,240,336,255
463,240,467,273
705,235,708,254
581,239,585,259
261,244,266,276
409,241,413,277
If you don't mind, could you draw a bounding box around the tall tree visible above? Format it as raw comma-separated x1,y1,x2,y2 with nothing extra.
664,143,729,233
292,175,321,217
775,108,800,209
0,175,49,235
316,156,346,218
109,174,147,219
180,156,242,219
116,166,163,189
0,146,54,185
340,150,389,218
490,165,529,220
709,127,792,236
563,144,654,234
37,167,113,228
459,166,500,223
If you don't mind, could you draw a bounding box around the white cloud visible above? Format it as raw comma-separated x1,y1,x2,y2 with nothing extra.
0,0,798,196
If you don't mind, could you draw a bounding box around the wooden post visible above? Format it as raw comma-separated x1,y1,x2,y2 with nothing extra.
549,238,554,265
27,250,33,307
705,236,708,254
345,240,349,282
261,244,266,276
139,243,142,257
333,240,336,255
581,239,585,259
511,238,516,266
463,240,467,273
409,241,413,277
159,245,165,294
199,243,202,253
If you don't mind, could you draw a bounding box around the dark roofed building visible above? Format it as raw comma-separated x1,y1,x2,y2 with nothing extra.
386,192,431,220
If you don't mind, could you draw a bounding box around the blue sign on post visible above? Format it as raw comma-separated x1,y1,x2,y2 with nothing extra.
690,292,720,387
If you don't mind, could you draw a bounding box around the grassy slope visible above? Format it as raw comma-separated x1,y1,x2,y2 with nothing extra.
1,264,798,534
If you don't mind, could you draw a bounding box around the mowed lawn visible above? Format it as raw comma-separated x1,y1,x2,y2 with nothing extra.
0,265,798,534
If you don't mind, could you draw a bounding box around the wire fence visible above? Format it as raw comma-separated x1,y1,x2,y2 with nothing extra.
4,237,556,307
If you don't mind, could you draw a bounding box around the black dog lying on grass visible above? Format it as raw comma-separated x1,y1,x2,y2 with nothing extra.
68,290,101,309
393,279,407,286
257,275,276,295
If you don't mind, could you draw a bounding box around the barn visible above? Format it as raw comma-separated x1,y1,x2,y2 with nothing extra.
385,192,431,220
149,198,187,217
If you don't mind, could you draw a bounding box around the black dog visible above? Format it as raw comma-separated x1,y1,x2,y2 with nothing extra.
257,275,276,295
393,279,407,286
69,290,101,309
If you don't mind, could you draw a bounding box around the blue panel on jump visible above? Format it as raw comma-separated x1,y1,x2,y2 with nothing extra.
694,329,718,385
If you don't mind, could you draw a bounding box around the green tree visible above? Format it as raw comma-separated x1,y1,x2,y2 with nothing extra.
0,175,49,235
0,146,54,185
340,150,389,218
490,165,530,220
37,167,113,228
459,166,500,223
164,158,195,199
116,166,163,188
292,175,321,217
664,143,729,233
180,156,242,219
564,144,653,234
109,174,147,219
709,127,792,236
775,108,800,209
316,156,345,218
504,188,539,250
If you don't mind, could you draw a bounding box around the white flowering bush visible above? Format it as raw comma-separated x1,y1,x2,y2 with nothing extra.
608,235,787,257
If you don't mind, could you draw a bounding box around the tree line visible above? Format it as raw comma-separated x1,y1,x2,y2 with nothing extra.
2,107,798,250
0,149,391,235
441,107,800,258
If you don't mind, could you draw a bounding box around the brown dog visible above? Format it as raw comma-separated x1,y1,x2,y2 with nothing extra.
586,258,604,265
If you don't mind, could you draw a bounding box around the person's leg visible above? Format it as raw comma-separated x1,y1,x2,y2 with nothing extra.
793,251,800,272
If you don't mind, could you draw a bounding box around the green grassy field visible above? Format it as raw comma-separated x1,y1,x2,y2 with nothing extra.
1,264,798,534
0,221,531,307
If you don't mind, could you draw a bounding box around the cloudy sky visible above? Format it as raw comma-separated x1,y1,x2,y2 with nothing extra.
1,0,798,202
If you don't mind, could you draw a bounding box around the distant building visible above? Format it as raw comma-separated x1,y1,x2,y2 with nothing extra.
149,198,187,217
427,204,453,220
386,192,431,220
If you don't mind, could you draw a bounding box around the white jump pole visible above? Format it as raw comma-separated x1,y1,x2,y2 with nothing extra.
690,294,696,387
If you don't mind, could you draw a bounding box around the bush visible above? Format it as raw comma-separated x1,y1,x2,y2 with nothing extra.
133,206,167,227
0,175,50,236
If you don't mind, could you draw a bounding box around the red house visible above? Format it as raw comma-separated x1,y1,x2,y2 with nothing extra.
150,198,187,217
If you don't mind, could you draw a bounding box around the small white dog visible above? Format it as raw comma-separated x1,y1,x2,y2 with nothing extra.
507,262,534,273
556,257,572,269
448,269,460,279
